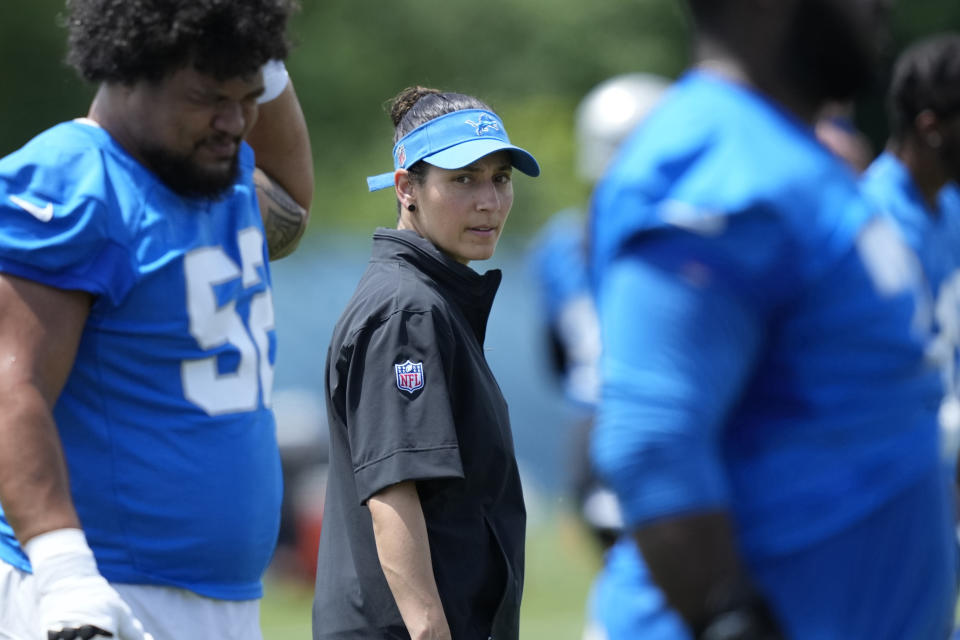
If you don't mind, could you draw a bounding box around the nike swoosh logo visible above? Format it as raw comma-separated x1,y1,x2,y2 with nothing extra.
8,195,54,222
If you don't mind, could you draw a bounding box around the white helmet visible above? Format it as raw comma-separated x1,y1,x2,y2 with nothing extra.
575,72,671,183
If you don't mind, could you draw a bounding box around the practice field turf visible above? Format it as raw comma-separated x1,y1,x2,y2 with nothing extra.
261,513,600,638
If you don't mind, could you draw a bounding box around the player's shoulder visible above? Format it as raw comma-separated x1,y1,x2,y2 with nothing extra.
0,120,126,207
685,73,853,196
590,74,875,285
860,152,928,219
3,119,110,168
861,152,908,201
941,182,960,212
859,152,942,248
598,72,867,237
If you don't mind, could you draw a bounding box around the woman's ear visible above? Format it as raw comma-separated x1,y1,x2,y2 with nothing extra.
395,169,416,210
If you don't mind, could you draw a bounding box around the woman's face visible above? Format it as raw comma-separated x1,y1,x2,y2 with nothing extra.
399,151,514,264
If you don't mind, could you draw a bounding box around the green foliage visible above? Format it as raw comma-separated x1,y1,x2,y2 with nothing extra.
891,0,960,44
3,1,960,235
0,2,91,153
260,578,313,636
286,0,690,234
261,513,601,639
518,514,602,638
1,0,691,235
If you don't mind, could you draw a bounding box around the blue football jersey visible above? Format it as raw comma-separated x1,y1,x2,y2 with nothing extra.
941,182,960,213
527,210,602,406
0,120,282,600
584,539,689,640
589,71,955,637
861,152,960,298
527,210,593,324
862,154,960,469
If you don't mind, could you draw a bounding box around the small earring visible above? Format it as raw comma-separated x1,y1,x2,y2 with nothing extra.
407,203,417,212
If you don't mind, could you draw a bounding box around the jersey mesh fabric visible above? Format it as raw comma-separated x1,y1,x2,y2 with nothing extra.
589,71,955,637
0,120,282,600
861,152,960,296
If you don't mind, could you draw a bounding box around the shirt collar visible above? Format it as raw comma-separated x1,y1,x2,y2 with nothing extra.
370,228,502,341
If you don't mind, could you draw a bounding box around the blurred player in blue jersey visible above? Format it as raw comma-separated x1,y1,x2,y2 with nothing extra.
529,74,670,412
528,73,686,640
589,0,958,638
861,34,960,476
0,1,313,639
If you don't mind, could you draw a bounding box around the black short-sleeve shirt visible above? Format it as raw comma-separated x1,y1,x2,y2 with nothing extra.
313,229,526,640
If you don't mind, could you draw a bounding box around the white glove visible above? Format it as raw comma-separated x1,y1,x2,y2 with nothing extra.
25,528,153,640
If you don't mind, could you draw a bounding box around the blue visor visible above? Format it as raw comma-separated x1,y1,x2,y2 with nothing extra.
366,109,540,191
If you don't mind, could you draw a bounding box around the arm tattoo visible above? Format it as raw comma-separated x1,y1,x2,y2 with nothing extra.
255,170,309,260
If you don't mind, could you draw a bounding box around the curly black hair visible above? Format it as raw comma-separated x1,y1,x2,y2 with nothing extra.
64,0,298,84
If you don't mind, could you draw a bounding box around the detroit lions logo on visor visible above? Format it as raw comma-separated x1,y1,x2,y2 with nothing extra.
395,360,424,393
465,113,500,136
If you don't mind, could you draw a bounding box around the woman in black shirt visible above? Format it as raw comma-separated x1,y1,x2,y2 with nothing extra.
313,86,540,640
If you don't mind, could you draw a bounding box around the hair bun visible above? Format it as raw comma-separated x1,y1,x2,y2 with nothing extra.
389,86,442,127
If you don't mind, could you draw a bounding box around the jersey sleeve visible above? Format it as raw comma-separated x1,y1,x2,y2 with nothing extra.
0,142,135,305
591,215,777,527
341,309,464,503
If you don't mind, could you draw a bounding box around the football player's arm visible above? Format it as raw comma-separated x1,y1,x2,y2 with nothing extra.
592,232,783,638
0,274,87,541
368,481,452,640
248,77,314,261
0,274,151,640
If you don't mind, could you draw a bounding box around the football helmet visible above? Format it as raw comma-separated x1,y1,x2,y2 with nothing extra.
575,73,671,182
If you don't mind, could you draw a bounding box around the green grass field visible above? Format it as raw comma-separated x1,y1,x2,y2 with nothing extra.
261,513,601,639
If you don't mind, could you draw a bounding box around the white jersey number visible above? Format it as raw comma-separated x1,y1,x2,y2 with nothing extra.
932,270,960,460
856,218,933,335
932,271,960,378
182,228,275,415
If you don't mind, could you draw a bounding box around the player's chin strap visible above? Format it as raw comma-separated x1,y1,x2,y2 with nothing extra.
25,528,154,640
695,583,785,640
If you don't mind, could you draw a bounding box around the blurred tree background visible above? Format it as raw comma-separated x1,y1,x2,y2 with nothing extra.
4,4,960,636
1,0,959,239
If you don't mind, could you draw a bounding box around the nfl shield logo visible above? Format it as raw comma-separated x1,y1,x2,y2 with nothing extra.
395,360,424,393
